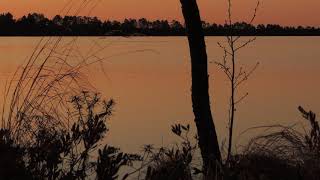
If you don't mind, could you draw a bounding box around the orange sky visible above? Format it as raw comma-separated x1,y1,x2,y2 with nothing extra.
0,0,319,26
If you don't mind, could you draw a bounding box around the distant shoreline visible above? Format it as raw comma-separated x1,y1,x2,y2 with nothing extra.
1,12,320,37
1,35,320,37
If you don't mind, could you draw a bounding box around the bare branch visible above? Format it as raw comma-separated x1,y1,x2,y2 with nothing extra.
248,0,261,25
217,42,232,55
235,62,259,89
227,0,232,26
235,37,257,52
235,92,249,105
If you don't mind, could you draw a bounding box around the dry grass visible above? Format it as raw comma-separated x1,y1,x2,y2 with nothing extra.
224,106,320,180
0,0,107,145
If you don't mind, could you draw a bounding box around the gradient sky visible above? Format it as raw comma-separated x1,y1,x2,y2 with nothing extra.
0,0,319,26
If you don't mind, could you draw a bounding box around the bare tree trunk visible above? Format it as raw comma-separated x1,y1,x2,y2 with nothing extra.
179,0,222,175
227,41,236,162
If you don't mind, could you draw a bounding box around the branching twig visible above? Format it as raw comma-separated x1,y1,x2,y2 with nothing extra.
214,0,261,164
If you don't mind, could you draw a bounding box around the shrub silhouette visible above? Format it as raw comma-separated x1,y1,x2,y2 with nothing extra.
96,145,141,180
0,92,139,180
223,106,320,180
0,129,32,179
144,124,195,180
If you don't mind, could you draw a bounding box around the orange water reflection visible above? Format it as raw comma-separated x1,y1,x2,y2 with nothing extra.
0,37,319,153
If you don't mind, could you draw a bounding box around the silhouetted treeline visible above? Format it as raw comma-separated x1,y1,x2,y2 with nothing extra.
1,12,320,36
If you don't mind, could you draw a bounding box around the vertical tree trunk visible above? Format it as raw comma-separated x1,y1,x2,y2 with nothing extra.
179,0,222,175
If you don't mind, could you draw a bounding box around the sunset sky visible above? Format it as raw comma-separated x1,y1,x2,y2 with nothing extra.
0,0,319,26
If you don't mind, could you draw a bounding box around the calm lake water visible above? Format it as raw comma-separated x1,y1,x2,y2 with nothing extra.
0,37,320,154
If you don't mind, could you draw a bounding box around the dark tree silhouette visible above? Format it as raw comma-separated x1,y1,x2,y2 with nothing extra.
0,12,319,36
0,13,15,35
179,0,222,177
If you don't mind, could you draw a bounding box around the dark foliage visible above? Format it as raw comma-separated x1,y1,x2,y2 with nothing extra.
0,129,32,179
224,153,302,180
223,107,320,180
0,92,139,180
144,124,195,180
0,12,320,36
96,145,141,180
